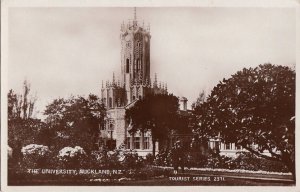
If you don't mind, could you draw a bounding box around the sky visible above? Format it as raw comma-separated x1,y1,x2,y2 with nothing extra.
8,7,296,117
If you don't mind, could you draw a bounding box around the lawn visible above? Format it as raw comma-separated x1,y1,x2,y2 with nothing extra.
8,167,294,186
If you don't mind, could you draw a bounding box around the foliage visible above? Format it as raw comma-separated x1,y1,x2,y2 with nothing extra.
8,80,37,120
154,149,172,166
58,146,87,168
121,151,144,169
125,93,179,156
8,80,41,163
44,94,106,153
21,144,49,156
194,64,295,177
8,117,46,164
232,152,289,172
20,144,50,169
58,146,86,159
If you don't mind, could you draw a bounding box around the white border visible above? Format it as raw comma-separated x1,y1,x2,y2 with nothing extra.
1,0,299,192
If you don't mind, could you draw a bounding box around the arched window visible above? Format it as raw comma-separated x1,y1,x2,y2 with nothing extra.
109,97,112,108
126,59,130,73
139,95,142,100
109,123,114,130
132,96,136,100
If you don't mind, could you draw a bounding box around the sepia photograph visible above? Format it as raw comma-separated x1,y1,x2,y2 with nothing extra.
1,1,298,191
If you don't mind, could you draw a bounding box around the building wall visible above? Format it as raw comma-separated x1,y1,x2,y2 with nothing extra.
208,139,274,158
105,108,127,147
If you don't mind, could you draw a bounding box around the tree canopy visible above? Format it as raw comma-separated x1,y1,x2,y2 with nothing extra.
194,64,295,176
8,81,41,161
44,94,106,153
125,94,180,156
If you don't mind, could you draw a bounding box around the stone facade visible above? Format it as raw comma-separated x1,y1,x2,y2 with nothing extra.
99,10,166,155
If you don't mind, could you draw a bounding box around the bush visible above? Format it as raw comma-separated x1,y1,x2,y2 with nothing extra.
154,150,172,166
232,152,289,172
20,144,50,168
57,146,87,168
121,151,144,169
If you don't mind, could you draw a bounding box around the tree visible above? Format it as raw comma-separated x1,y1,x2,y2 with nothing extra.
194,64,295,179
44,94,106,153
8,80,40,162
8,80,37,120
125,94,179,156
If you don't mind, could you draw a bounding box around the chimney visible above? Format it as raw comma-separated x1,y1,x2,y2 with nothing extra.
179,97,188,111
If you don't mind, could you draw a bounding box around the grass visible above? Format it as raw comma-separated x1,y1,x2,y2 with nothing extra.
8,166,295,186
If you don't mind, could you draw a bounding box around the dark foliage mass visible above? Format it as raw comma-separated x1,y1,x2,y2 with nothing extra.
193,64,295,178
43,94,106,153
125,93,183,156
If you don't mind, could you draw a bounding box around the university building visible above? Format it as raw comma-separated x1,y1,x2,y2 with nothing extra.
99,9,168,156
98,9,259,158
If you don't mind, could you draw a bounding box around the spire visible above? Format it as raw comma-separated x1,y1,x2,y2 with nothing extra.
133,7,138,27
154,73,158,87
113,72,115,85
121,20,125,31
134,7,137,21
102,80,104,88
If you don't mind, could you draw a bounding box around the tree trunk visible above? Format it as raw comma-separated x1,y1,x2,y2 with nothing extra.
152,139,156,157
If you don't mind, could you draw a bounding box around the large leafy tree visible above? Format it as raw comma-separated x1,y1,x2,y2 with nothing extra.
125,94,180,156
194,64,295,178
8,81,40,162
44,94,106,153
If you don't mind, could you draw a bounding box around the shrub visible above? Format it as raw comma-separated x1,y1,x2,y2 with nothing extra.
20,144,50,168
58,146,87,168
232,152,289,172
154,150,172,166
121,151,144,169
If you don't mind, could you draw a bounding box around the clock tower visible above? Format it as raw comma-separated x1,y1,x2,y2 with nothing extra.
100,8,168,153
120,9,151,103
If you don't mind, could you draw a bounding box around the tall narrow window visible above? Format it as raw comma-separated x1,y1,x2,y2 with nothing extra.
109,97,112,108
134,137,140,149
126,137,131,149
126,59,129,73
144,137,150,149
225,143,231,150
137,59,141,70
109,123,114,130
236,145,242,150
